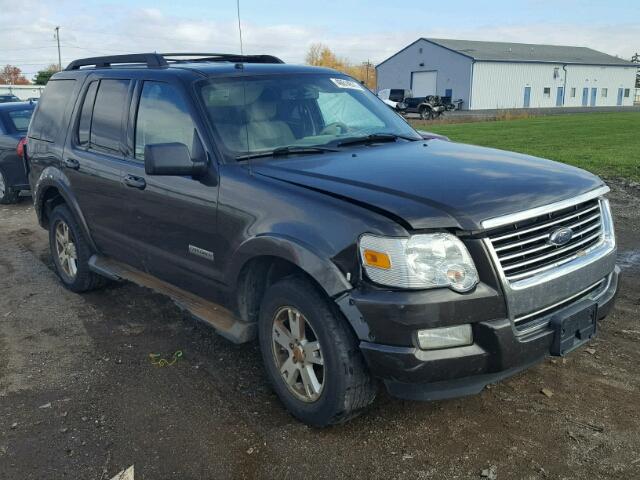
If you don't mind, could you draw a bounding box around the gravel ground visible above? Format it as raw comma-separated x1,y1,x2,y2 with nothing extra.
1,182,639,480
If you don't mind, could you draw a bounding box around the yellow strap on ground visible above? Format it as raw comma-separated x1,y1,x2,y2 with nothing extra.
149,350,183,367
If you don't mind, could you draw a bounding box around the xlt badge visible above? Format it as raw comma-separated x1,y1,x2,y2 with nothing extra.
189,245,215,261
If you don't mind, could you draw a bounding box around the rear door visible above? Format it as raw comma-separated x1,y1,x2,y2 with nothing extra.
64,76,136,263
118,78,221,300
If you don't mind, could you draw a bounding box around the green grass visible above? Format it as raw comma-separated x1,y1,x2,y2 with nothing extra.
411,112,640,181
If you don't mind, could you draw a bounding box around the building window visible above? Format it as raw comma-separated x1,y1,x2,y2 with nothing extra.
624,89,630,97
418,47,423,54
601,88,608,98
543,87,551,98
571,87,576,98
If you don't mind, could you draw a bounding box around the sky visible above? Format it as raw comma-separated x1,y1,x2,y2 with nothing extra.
1,0,638,80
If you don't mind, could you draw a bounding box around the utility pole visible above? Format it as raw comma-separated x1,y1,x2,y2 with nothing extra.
54,26,62,71
362,60,373,88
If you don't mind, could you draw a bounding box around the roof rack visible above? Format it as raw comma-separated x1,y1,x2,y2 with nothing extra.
65,53,167,70
65,52,284,71
161,53,284,64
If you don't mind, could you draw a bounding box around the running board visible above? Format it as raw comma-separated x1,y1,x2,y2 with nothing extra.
88,255,256,344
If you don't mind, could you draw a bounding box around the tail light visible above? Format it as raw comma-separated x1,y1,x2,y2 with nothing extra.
16,137,27,158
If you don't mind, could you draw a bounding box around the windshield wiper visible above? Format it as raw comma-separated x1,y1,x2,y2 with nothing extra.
236,145,338,161
336,133,418,147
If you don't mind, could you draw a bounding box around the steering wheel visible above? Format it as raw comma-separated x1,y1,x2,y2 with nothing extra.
320,122,349,135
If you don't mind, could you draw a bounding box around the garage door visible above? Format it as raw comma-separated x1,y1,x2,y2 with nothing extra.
411,71,437,97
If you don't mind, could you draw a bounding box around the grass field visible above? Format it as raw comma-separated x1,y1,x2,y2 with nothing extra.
411,112,640,181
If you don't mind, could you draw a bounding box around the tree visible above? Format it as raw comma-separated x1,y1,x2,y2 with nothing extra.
632,53,639,88
33,64,61,85
305,43,376,90
0,65,30,85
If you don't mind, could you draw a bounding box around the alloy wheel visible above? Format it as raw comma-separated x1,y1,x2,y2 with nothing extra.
54,220,78,279
0,171,5,198
271,306,325,402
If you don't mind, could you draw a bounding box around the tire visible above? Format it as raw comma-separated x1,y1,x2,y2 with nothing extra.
258,276,377,426
48,204,107,292
0,168,19,204
419,106,432,120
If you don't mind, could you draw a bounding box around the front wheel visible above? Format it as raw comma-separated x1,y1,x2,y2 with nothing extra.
0,168,19,204
258,276,376,426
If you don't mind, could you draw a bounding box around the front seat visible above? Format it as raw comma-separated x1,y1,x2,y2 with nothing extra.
246,96,295,150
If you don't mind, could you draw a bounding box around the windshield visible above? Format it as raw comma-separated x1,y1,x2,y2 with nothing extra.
198,74,420,159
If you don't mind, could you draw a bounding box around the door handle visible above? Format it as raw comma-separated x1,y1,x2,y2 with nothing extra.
123,174,146,190
63,158,80,170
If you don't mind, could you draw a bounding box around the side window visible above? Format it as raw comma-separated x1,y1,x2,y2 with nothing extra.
77,81,98,145
135,82,196,160
29,79,76,141
91,79,130,152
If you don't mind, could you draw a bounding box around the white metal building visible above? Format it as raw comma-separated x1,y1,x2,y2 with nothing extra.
376,39,637,110
0,84,45,100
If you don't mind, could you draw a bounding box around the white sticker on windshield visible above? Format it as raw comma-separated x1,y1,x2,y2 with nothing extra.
330,78,364,90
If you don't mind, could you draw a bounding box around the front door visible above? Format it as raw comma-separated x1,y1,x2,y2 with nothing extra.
582,88,589,106
556,87,564,107
617,88,624,106
590,88,597,106
523,86,531,107
118,79,221,301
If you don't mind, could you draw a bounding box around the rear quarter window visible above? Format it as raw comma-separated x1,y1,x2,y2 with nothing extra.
29,79,76,142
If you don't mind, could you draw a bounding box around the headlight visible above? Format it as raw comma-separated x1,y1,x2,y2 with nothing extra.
359,233,479,292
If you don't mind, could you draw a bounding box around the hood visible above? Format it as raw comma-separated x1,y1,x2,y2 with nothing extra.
252,140,604,231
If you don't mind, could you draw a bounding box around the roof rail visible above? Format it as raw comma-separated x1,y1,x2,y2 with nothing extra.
65,53,168,71
64,52,284,71
161,53,285,64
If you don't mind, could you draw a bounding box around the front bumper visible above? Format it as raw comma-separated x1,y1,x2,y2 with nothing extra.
358,266,619,401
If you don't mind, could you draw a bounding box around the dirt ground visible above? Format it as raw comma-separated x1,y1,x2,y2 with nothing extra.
1,181,639,480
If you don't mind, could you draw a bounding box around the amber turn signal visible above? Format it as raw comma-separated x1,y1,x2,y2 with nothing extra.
362,249,391,270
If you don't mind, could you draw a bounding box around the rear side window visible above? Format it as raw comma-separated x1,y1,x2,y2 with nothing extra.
134,81,196,160
29,79,75,141
7,109,33,132
90,79,130,152
78,81,98,145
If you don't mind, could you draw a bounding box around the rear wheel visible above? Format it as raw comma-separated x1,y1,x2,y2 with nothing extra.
258,276,376,426
0,168,19,204
49,204,107,292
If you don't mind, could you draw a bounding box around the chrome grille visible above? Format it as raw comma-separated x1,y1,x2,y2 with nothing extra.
487,198,604,282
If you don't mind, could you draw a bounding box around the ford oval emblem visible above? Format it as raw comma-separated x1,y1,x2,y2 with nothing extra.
548,227,574,246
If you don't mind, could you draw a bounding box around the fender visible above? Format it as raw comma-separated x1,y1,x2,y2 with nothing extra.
33,166,98,252
228,233,353,298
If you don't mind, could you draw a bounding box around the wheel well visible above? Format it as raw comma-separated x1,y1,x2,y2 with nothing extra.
39,187,66,228
236,256,328,324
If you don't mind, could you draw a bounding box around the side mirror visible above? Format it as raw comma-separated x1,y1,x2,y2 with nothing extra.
144,142,208,177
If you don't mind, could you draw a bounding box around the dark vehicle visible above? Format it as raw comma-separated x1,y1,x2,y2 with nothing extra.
0,94,21,103
403,95,448,119
0,102,34,203
26,53,618,426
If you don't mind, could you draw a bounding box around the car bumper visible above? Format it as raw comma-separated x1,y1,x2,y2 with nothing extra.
357,265,619,401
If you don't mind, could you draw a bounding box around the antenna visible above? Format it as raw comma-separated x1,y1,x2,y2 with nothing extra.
236,0,244,55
